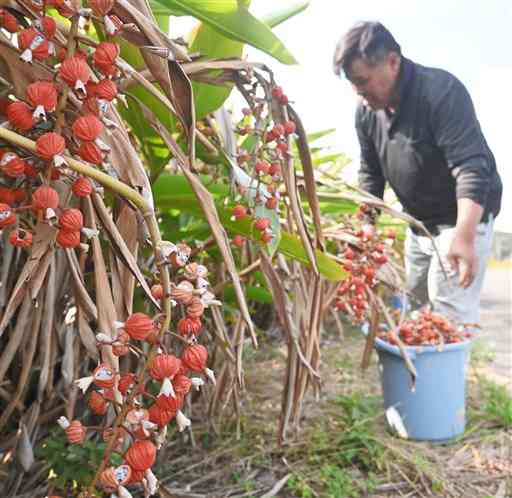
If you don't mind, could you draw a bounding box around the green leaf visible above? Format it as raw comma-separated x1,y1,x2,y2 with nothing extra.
153,0,297,64
224,284,273,304
307,128,337,144
261,1,310,28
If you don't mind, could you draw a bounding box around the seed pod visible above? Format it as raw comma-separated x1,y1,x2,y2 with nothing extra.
0,187,15,204
169,242,191,267
173,374,192,396
56,229,80,248
184,262,208,280
186,296,204,319
0,9,19,33
254,217,270,231
6,101,34,131
261,231,273,244
95,79,118,101
276,141,289,153
148,403,174,428
59,208,83,231
268,161,281,176
72,176,93,197
118,372,136,395
18,27,49,62
124,312,155,341
59,57,91,96
78,141,103,165
232,234,245,248
36,132,66,161
255,161,270,175
93,42,120,75
92,363,115,389
112,330,130,357
8,229,33,248
177,316,202,337
155,392,183,412
32,185,59,211
169,280,194,305
88,390,108,416
181,344,208,372
65,420,86,444
125,440,156,471
150,284,163,300
283,120,296,134
271,86,283,98
72,114,104,142
26,81,58,119
1,152,25,178
231,204,247,220
57,46,87,63
265,196,278,210
149,354,180,382
36,15,56,39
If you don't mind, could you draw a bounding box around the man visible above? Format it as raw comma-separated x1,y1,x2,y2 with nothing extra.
333,21,502,323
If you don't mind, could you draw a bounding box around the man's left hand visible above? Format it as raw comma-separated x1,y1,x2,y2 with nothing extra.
446,232,477,288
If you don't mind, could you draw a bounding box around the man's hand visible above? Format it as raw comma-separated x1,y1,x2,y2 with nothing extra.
446,231,477,288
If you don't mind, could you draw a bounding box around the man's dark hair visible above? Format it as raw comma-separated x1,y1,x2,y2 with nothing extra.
333,21,401,77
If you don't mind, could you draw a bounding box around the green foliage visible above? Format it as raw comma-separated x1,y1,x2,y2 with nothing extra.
36,430,122,492
320,464,360,498
481,380,512,427
287,473,314,497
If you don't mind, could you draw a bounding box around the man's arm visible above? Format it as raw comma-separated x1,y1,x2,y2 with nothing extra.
430,77,492,287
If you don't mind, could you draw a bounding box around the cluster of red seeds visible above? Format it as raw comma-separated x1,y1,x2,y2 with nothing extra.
0,2,124,250
334,205,396,324
59,243,218,496
230,84,296,247
379,309,473,346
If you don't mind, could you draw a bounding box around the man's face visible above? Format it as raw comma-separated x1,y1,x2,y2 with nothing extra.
346,53,401,110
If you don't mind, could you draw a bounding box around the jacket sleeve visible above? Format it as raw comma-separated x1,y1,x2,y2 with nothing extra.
356,106,386,199
429,76,491,207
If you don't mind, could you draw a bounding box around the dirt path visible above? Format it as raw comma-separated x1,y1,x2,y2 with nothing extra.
479,265,512,390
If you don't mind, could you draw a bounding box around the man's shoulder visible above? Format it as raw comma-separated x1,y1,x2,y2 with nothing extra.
412,60,463,98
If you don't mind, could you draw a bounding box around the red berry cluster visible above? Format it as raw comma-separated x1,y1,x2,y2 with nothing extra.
334,205,397,324
230,83,296,247
379,309,473,347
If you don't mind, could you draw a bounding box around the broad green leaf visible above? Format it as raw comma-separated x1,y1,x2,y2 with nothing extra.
224,285,273,304
261,1,310,28
153,0,297,64
307,128,337,144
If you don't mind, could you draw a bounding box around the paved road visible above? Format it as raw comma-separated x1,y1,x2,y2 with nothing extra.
479,266,512,389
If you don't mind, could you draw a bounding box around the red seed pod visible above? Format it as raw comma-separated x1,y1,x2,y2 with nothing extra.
72,115,104,142
232,234,245,248
6,101,34,131
26,81,58,113
88,390,108,416
265,196,279,210
95,79,118,101
232,204,247,219
254,217,270,231
1,153,25,178
18,28,49,62
72,176,93,197
32,186,59,211
125,440,156,471
271,86,283,98
92,363,115,389
0,9,19,33
261,231,273,244
59,208,83,231
268,162,281,176
150,284,163,300
148,403,174,428
65,420,86,444
155,392,183,412
173,374,192,396
24,161,38,178
115,337,137,358
181,344,208,373
59,57,91,95
177,316,202,337
78,141,104,165
93,42,120,74
186,296,204,319
0,187,15,204
271,124,285,137
170,281,194,305
283,120,296,135
118,372,136,395
8,229,33,248
56,229,81,249
276,142,289,154
88,0,115,16
36,132,66,161
149,353,180,381
279,94,289,105
38,15,56,38
124,312,155,341
255,160,270,175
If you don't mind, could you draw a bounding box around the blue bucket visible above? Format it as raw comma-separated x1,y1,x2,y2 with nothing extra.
362,324,474,442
